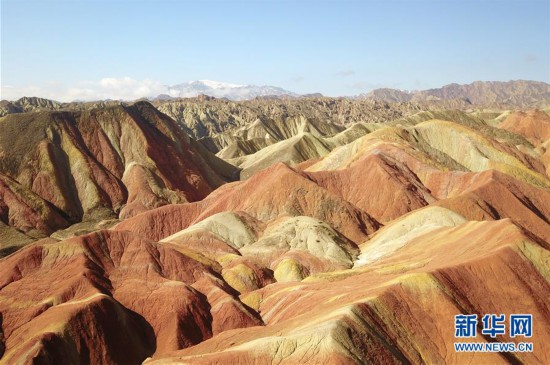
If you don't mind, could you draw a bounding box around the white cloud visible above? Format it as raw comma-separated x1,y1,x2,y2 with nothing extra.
0,77,170,102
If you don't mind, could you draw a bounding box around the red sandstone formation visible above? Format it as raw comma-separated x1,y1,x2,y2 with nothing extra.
1,105,550,364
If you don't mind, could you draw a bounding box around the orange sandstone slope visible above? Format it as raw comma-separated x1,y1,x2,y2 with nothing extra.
499,109,550,176
499,109,550,146
1,107,550,364
0,101,237,250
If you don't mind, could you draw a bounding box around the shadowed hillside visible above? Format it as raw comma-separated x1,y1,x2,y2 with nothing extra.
0,101,238,253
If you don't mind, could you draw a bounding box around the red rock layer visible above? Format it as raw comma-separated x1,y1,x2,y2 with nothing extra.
116,162,380,244
0,101,237,238
0,229,261,363
306,152,435,223
434,169,550,244
0,174,68,236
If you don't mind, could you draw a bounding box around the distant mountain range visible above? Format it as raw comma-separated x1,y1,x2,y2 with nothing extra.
359,80,550,108
1,80,549,115
169,79,549,106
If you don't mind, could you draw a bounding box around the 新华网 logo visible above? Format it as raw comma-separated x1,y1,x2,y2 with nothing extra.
453,313,533,353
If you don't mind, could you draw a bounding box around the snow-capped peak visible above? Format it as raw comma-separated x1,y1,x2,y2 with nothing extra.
165,80,297,100
192,80,244,89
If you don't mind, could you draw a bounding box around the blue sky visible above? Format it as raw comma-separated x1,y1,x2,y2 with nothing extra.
1,0,549,100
